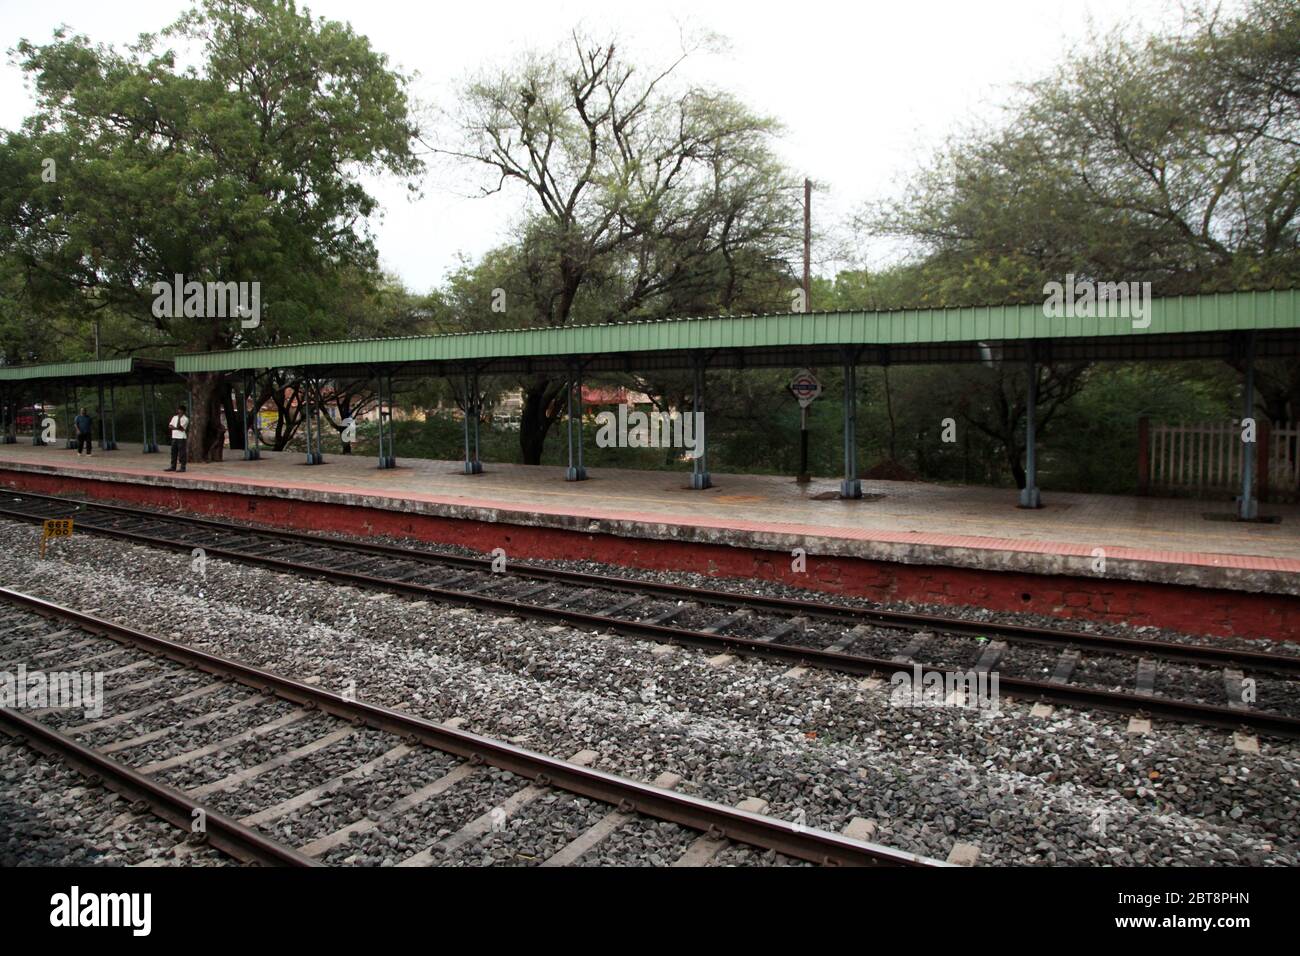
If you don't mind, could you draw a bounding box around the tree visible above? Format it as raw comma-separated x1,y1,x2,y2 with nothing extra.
0,0,422,459
849,0,1299,484
862,0,1300,303
940,361,1090,490
443,33,801,464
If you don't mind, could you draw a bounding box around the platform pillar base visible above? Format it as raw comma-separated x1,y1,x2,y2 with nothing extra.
840,478,862,499
463,460,482,475
690,471,712,490
1018,487,1042,509
566,466,587,482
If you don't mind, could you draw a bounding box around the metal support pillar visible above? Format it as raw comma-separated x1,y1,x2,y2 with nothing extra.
1019,346,1042,509
106,383,118,450
96,384,106,449
241,372,259,460
243,372,259,460
461,368,482,474
2,390,15,443
185,381,193,429
152,384,162,453
690,357,711,489
797,404,811,484
140,383,148,453
565,360,587,481
374,371,385,467
31,388,43,445
840,349,861,499
302,381,311,463
377,369,395,469
470,371,479,473
240,374,250,460
65,385,77,448
144,382,159,453
1238,332,1258,520
301,376,321,465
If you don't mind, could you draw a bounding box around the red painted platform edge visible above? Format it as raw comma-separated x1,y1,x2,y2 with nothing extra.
4,469,1297,641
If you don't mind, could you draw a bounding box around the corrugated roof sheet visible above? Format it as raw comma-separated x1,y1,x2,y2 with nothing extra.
173,289,1299,374
0,357,174,383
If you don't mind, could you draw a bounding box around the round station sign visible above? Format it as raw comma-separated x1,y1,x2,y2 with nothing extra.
789,369,822,408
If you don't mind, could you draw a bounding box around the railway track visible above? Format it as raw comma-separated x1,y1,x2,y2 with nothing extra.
2,490,1298,738
0,586,936,867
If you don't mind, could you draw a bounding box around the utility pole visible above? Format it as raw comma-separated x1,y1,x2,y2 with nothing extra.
802,177,811,314
797,177,813,483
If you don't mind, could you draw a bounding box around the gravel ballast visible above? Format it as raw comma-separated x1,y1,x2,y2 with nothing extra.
2,517,1296,866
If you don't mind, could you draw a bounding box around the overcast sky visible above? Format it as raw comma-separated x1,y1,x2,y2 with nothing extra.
2,0,1200,293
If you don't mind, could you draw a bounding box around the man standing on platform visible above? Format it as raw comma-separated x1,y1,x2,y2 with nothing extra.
74,407,92,456
166,405,189,472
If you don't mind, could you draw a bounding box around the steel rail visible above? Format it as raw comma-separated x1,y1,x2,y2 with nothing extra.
5,494,1299,738
0,586,938,867
3,490,1297,676
11,510,1300,739
0,705,319,867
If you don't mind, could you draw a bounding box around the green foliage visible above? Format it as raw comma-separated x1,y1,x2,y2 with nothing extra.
0,0,423,358
444,34,804,462
863,0,1300,304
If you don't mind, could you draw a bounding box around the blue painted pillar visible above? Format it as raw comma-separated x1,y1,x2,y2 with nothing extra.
96,384,108,449
2,390,16,443
841,348,861,499
140,380,158,453
31,387,44,445
241,372,260,460
303,375,323,465
249,374,261,460
690,356,711,489
107,384,118,450
566,360,587,482
148,382,159,453
1019,345,1042,509
461,368,483,474
374,369,395,469
1238,332,1258,520
66,385,77,449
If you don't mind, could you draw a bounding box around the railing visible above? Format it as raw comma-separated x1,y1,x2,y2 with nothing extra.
1139,418,1299,500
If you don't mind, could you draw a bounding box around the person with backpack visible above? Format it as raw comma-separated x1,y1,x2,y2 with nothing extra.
74,408,93,456
166,405,189,472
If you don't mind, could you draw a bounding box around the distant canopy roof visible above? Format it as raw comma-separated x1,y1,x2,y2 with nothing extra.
172,290,1300,378
0,357,178,386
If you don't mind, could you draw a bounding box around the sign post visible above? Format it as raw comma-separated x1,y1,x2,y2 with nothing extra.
789,369,822,484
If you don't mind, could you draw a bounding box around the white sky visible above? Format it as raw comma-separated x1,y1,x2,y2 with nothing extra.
2,0,1200,294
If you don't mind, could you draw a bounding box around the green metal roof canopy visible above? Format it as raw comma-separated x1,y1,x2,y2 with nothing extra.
173,288,1298,378
0,357,178,385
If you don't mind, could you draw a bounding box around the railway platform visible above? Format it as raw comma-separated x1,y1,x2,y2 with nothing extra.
0,442,1296,639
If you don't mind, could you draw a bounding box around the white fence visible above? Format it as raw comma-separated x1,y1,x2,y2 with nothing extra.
1147,420,1299,499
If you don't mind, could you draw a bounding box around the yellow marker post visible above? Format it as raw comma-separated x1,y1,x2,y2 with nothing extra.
40,518,74,559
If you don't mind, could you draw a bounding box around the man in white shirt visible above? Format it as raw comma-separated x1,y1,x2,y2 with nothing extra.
166,405,190,472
